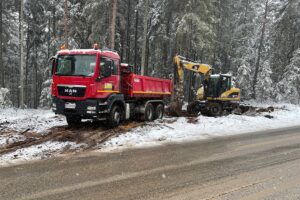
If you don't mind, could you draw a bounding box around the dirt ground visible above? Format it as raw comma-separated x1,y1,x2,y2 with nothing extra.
0,121,144,158
0,104,277,159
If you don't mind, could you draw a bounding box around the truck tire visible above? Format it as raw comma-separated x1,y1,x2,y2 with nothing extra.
66,116,81,127
154,104,164,119
107,105,122,128
143,103,155,121
207,102,222,117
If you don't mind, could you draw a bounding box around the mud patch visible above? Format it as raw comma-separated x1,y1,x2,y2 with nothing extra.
0,120,144,162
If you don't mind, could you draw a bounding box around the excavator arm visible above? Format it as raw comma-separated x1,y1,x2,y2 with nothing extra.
169,55,212,116
174,55,212,80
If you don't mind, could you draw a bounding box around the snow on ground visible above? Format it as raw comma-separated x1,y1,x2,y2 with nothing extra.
0,108,69,165
0,134,26,148
100,103,300,151
0,141,76,165
0,108,66,134
0,108,66,151
1,103,300,165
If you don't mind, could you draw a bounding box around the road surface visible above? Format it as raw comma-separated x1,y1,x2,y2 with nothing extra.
1,126,300,200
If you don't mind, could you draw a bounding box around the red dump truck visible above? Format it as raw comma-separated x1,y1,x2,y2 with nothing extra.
50,46,172,127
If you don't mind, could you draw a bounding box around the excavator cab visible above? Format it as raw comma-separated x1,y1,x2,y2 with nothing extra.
197,75,234,100
206,75,232,98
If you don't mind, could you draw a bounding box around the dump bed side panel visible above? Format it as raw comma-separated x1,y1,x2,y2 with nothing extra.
122,73,172,99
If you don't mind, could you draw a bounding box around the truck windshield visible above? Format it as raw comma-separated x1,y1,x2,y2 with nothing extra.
55,55,96,77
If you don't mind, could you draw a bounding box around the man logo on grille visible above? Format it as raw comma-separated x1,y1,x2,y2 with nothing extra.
65,88,77,95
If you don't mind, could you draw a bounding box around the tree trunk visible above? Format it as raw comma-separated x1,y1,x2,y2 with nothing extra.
126,0,131,63
52,4,56,55
25,25,30,106
162,1,174,74
145,32,150,75
120,29,125,62
243,0,250,24
47,19,51,59
0,0,3,88
110,0,117,50
19,0,25,108
141,0,149,75
252,0,269,99
32,46,38,108
64,0,69,48
134,10,139,67
16,66,20,107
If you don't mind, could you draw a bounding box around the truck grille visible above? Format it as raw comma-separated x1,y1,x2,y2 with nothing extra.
57,85,86,97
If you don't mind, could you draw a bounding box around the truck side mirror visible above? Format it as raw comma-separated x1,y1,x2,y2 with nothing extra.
49,56,56,75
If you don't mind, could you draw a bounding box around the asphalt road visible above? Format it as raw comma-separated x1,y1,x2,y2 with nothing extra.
1,126,300,200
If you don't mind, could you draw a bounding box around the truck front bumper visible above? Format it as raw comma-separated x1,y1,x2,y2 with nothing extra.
52,97,109,119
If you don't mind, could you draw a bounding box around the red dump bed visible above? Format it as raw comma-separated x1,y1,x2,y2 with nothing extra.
122,73,172,99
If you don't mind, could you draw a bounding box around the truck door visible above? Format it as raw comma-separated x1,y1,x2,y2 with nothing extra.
98,57,120,93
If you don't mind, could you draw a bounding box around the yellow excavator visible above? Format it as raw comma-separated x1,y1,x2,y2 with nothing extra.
171,55,241,116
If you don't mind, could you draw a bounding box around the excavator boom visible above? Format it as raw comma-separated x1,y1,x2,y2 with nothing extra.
174,55,212,80
169,55,212,116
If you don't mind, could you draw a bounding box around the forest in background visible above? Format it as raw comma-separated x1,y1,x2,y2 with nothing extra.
0,0,299,108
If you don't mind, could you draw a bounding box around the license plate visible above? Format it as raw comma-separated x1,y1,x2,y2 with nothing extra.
65,103,76,109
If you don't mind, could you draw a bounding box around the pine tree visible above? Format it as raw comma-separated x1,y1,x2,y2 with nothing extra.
0,88,12,108
2,1,19,106
175,0,215,63
276,49,300,104
256,61,274,101
271,0,300,82
230,0,256,68
252,0,270,99
39,79,52,108
236,63,252,99
141,0,149,75
64,0,69,48
110,0,117,49
19,0,25,108
0,0,299,108
214,0,234,73
0,0,3,88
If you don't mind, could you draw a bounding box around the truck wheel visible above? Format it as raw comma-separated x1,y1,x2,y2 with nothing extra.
66,116,81,127
207,102,222,117
143,103,155,121
154,104,164,119
107,105,122,128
